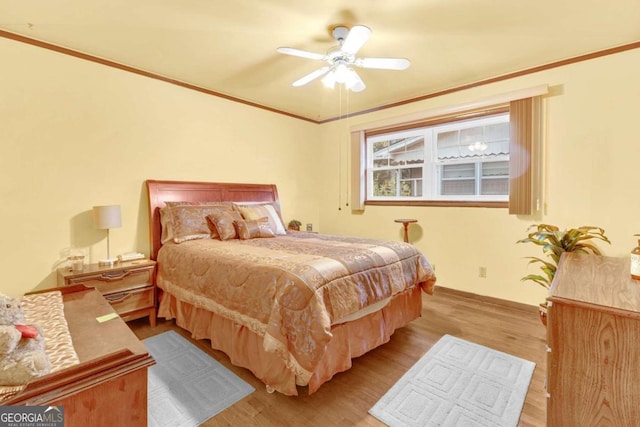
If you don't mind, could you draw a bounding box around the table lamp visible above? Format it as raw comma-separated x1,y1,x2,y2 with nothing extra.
93,205,121,266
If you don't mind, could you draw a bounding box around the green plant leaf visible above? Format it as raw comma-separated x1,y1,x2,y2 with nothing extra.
520,274,551,288
518,223,610,294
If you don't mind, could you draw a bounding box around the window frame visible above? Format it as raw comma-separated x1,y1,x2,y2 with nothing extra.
350,88,545,214
364,107,511,207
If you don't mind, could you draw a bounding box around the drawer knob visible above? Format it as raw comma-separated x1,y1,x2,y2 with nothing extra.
546,345,552,353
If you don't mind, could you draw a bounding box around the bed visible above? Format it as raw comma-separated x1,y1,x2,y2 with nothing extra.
146,179,436,395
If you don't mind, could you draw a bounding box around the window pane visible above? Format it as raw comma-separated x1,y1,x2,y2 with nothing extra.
442,163,474,179
480,161,509,195
481,178,509,195
482,161,509,177
390,136,424,165
399,168,423,197
484,122,510,156
401,168,422,179
372,140,391,167
365,110,513,203
400,179,423,197
437,131,460,160
372,140,390,153
372,170,397,196
441,179,475,195
485,122,509,142
373,137,424,167
373,158,388,167
460,126,483,146
437,130,459,147
437,119,510,160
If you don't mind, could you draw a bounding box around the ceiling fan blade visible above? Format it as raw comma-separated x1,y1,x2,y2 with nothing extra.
276,47,325,61
355,57,411,70
292,66,331,87
341,25,372,55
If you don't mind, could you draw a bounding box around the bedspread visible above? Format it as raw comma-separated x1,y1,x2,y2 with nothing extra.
157,232,435,383
0,291,79,401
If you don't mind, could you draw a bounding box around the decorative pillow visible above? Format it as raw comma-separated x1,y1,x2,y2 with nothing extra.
165,203,233,243
206,211,243,241
234,202,286,235
234,217,276,240
159,207,174,244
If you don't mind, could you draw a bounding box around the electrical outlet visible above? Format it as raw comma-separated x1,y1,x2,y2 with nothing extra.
306,223,313,232
479,266,487,278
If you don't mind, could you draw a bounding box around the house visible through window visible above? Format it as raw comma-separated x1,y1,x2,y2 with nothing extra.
367,112,510,202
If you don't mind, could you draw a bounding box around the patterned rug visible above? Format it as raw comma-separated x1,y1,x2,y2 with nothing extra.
369,335,535,427
145,331,254,427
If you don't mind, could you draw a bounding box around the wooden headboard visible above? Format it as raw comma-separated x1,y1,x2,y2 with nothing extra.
146,179,280,260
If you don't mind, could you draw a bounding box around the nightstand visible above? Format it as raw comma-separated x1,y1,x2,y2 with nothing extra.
57,259,157,326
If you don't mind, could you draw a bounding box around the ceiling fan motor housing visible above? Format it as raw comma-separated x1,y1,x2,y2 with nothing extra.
332,26,349,44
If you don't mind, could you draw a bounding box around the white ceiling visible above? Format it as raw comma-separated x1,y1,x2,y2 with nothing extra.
1,1,639,122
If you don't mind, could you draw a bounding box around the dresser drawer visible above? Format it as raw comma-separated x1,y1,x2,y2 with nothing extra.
65,266,153,294
57,260,157,326
105,286,154,316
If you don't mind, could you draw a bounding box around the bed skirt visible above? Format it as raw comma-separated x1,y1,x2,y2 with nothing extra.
157,285,423,396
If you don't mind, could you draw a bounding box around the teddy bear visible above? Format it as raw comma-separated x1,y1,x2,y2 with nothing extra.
0,293,50,386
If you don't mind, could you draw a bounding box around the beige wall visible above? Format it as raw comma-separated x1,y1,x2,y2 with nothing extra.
3,35,640,307
316,48,640,306
0,38,320,296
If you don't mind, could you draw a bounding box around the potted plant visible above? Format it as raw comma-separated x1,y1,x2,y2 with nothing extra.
288,219,302,231
517,224,611,325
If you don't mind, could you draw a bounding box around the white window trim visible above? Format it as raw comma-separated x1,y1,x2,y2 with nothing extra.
366,113,510,202
350,87,545,212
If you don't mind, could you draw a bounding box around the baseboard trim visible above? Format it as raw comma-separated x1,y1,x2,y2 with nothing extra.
434,285,538,314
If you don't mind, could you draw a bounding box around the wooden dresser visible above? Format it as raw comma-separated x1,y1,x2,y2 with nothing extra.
4,286,155,426
547,253,640,426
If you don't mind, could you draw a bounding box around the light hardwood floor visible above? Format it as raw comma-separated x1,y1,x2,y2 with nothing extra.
129,287,547,426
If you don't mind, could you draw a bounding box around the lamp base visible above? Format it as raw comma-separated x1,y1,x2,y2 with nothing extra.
98,258,117,267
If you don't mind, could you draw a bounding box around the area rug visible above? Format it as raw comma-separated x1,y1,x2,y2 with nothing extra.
145,331,254,427
369,335,535,427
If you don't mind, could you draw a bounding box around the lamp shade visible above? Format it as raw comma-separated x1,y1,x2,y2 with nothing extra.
93,205,122,229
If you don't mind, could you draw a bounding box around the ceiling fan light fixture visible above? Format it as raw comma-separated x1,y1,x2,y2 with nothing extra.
343,68,360,90
322,71,336,89
334,63,349,83
347,70,366,92
278,24,409,92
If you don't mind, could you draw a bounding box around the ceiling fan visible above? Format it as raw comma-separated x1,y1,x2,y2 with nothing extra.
277,25,410,92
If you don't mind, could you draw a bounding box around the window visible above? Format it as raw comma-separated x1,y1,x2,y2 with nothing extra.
366,113,510,202
351,91,544,213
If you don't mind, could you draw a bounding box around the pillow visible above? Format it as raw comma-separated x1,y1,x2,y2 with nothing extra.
206,211,243,241
165,203,233,243
234,202,286,235
159,207,174,244
234,217,276,240
161,201,232,243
